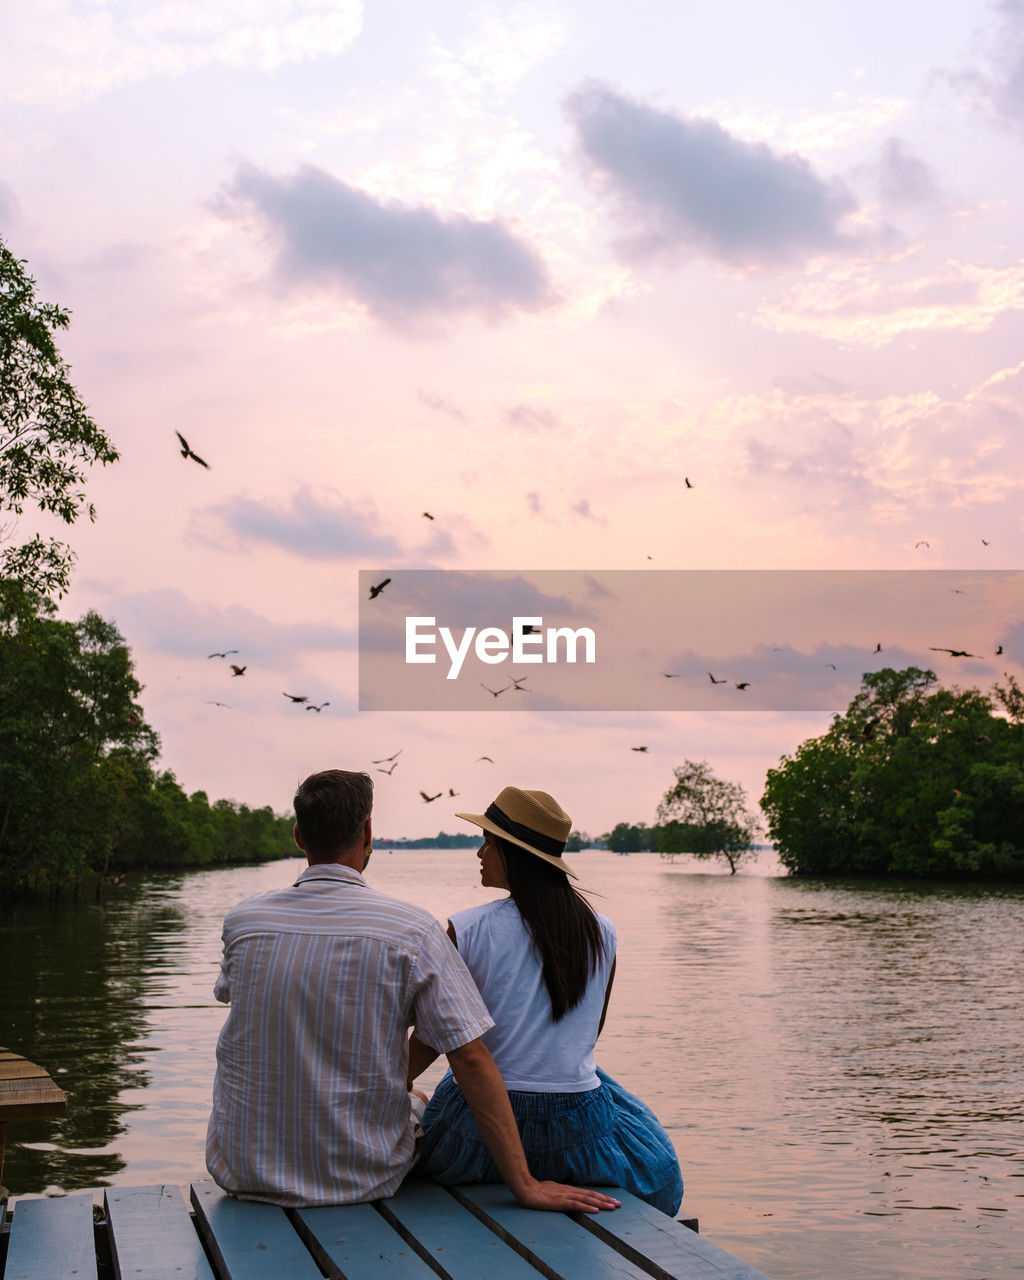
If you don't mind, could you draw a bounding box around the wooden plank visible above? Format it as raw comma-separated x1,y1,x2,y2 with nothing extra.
105,1185,215,1280
569,1189,772,1280
452,1184,653,1280
4,1193,97,1280
0,1062,50,1081
293,1200,438,1280
189,1182,322,1280
377,1180,542,1280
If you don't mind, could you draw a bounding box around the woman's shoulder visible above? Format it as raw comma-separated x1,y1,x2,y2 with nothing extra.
594,909,617,949
450,896,516,934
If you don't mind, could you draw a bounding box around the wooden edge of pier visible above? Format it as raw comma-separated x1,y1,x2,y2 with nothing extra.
0,1179,773,1280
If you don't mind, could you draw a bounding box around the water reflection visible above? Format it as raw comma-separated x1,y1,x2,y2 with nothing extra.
0,885,189,1192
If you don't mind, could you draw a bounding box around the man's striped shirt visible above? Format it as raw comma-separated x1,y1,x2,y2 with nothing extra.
205,863,493,1206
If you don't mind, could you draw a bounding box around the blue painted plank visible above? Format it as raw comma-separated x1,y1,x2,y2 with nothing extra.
4,1194,96,1280
104,1185,215,1280
452,1184,653,1280
189,1183,321,1280
376,1181,542,1280
570,1188,773,1280
293,1200,437,1280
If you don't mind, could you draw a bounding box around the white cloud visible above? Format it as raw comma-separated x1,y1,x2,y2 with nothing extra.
1,0,362,106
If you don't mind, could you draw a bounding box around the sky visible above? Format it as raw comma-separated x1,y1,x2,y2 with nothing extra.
3,0,1024,842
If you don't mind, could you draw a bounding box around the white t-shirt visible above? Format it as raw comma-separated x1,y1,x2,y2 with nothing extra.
450,897,616,1092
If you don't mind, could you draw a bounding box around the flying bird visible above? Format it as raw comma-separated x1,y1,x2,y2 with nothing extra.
476,756,494,763
874,643,882,654
520,624,539,635
368,578,391,600
377,762,398,775
508,675,529,690
631,746,648,752
481,683,509,698
914,540,929,549
982,539,990,546
372,750,403,764
175,431,209,468
204,701,231,708
735,681,750,690
447,788,459,797
230,664,247,677
826,663,837,670
928,647,975,657
996,645,1004,655
420,791,442,803
283,693,309,703
422,511,435,520
684,477,693,489
661,672,680,678
305,702,330,712
207,650,239,659
708,672,727,684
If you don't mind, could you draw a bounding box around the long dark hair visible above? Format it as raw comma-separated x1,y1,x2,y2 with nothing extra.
495,835,606,1022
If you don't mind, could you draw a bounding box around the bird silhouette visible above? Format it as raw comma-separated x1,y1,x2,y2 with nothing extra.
520,624,539,635
420,791,442,803
175,431,209,468
684,477,693,488
230,664,247,677
661,672,680,678
207,650,239,659
476,755,494,763
982,539,990,546
368,578,391,600
422,511,435,520
372,750,403,764
481,683,509,697
305,702,330,712
874,643,882,654
447,788,459,797
631,746,648,752
826,663,837,670
204,701,231,708
914,541,929,549
735,681,750,690
377,762,398,775
996,645,1004,655
928,647,975,657
708,672,727,684
283,693,309,703
509,675,529,690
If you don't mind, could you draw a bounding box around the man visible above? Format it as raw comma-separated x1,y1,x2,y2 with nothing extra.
206,768,618,1212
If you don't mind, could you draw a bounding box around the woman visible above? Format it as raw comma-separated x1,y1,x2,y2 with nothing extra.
409,785,683,1216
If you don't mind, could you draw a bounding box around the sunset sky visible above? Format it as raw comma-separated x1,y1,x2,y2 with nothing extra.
4,0,1023,842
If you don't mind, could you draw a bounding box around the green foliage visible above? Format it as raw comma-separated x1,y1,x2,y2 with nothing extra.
1,237,119,597
0,582,292,894
603,822,659,852
761,667,1024,880
564,829,592,852
657,759,759,873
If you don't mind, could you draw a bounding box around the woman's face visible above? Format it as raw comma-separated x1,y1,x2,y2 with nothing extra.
478,834,510,889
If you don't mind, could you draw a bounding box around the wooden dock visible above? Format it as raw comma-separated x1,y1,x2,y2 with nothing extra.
0,1180,773,1280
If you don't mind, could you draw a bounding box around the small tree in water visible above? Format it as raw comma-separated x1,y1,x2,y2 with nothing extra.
657,759,759,874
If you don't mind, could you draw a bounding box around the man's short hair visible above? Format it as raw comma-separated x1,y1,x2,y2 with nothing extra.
294,770,374,861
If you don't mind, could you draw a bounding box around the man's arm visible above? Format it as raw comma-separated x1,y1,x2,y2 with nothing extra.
446,1038,620,1213
406,1031,440,1089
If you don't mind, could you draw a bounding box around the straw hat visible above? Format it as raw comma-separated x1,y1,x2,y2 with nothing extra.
456,786,577,878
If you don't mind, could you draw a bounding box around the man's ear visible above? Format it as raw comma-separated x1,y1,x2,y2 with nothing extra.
362,816,373,848
293,821,305,852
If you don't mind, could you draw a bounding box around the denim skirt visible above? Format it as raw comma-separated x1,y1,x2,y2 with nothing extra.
416,1067,683,1217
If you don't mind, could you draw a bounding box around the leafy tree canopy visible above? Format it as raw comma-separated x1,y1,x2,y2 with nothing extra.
760,667,1024,880
1,237,118,597
657,759,759,873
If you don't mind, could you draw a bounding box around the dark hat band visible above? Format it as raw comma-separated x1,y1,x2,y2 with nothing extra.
485,802,566,857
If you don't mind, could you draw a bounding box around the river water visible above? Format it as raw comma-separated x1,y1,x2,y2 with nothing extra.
2,850,1021,1280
